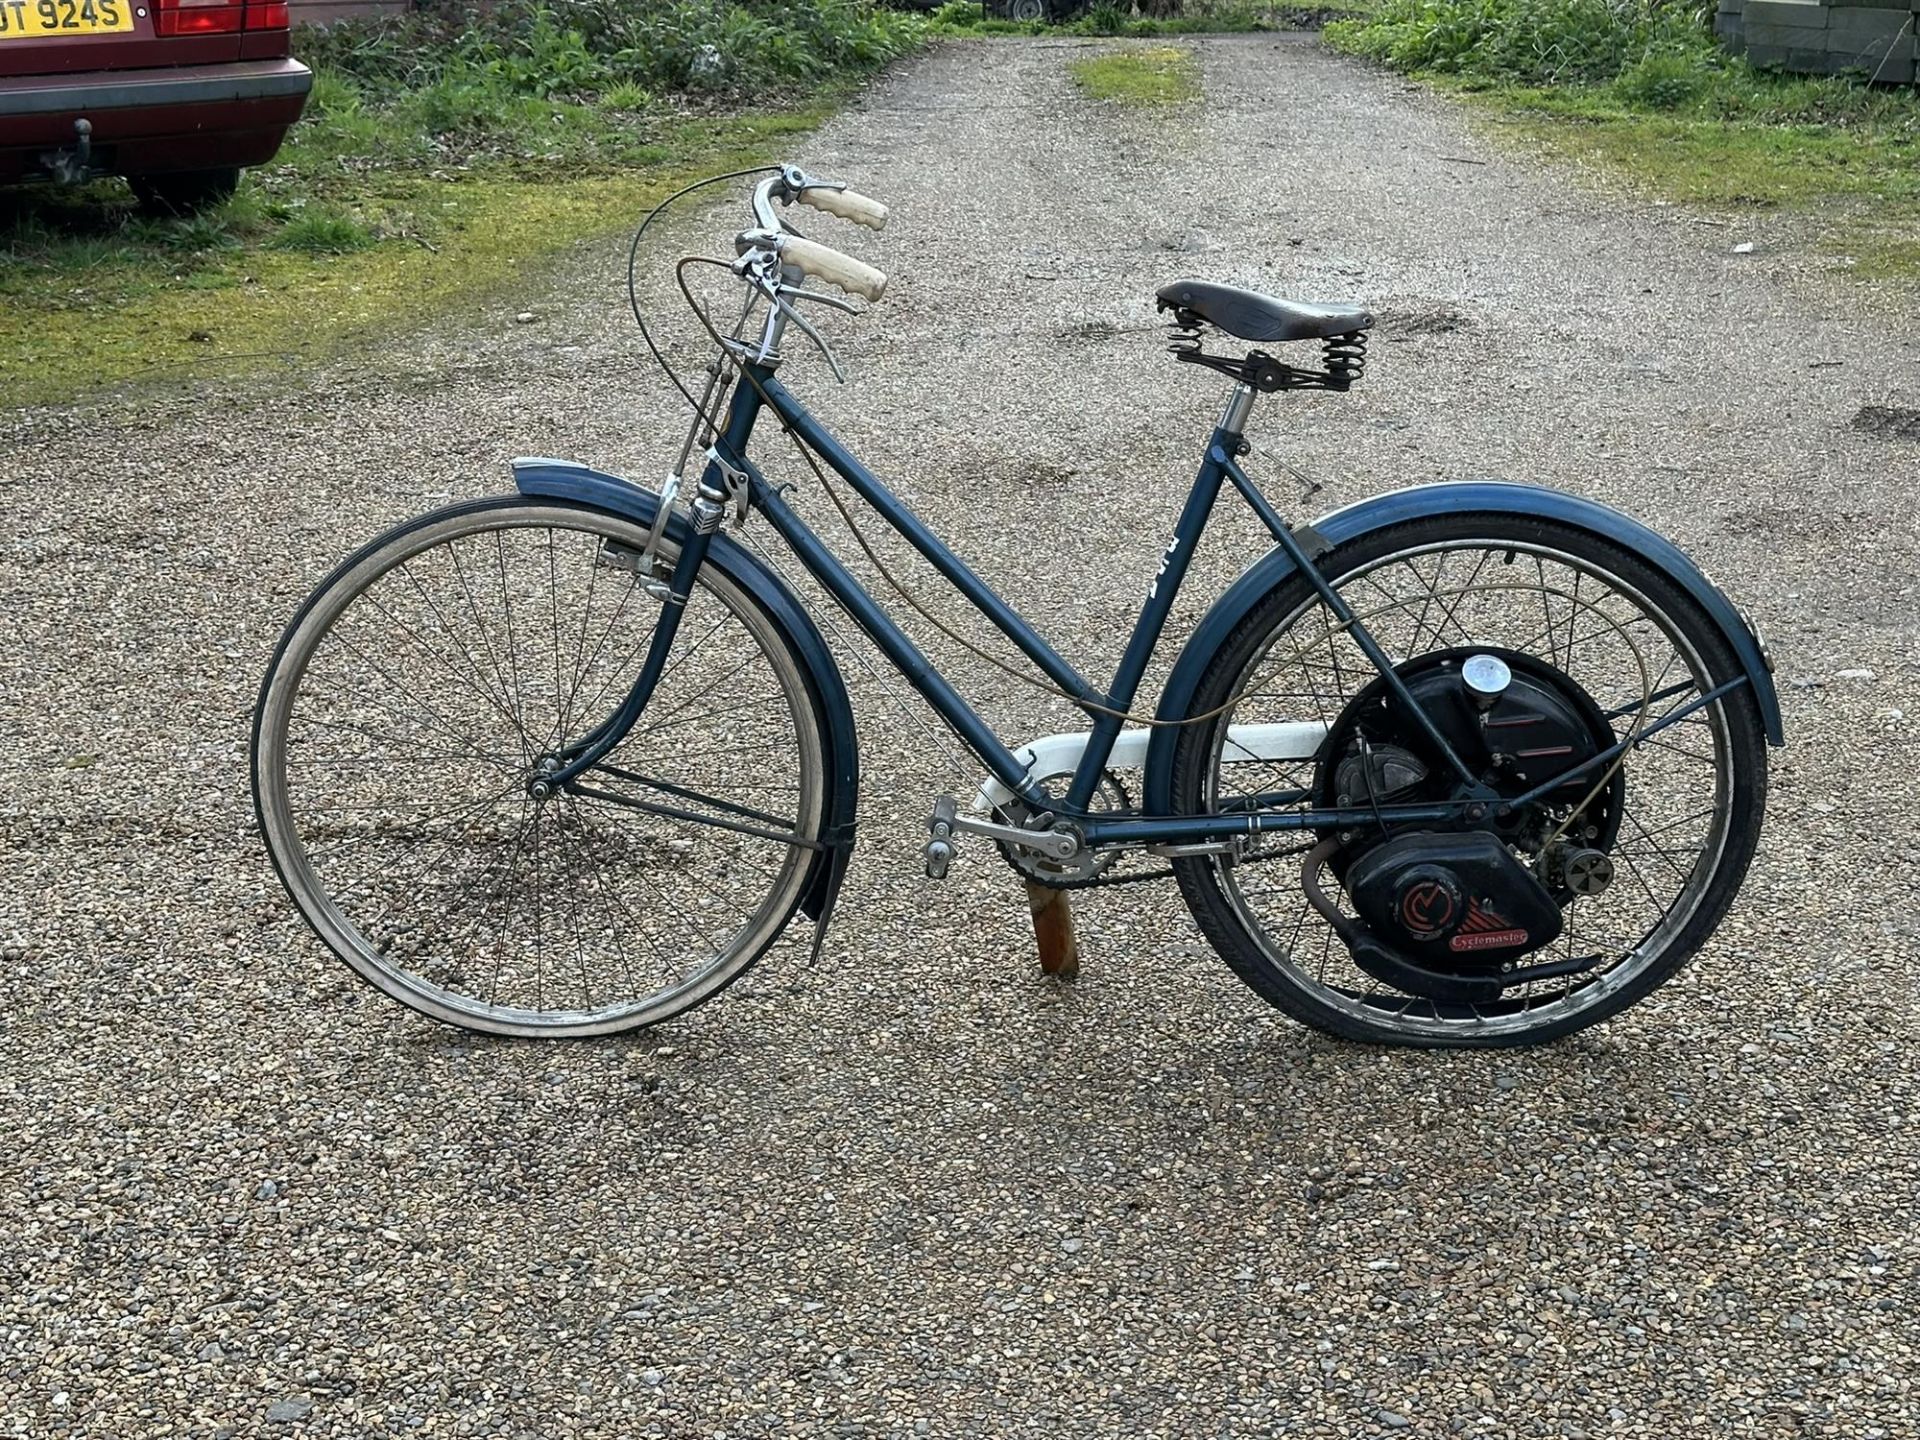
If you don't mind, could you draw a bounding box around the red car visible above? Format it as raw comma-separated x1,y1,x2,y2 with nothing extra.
0,0,310,211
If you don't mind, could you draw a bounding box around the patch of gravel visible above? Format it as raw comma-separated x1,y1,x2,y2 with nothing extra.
4,33,1917,1439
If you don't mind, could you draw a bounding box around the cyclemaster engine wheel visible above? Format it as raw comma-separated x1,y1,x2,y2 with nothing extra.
1168,514,1768,1049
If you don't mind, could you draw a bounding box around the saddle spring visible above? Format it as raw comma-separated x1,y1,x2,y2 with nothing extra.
1166,318,1367,394
1322,330,1367,387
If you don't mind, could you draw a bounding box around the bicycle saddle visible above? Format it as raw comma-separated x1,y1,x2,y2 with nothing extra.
1156,280,1372,343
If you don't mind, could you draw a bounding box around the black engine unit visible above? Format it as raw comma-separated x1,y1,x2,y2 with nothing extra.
1347,830,1562,969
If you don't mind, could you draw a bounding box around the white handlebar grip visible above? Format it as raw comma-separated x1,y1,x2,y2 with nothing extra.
781,235,887,303
797,186,889,231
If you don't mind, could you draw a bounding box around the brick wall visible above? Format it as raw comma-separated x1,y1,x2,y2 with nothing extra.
1716,0,1919,83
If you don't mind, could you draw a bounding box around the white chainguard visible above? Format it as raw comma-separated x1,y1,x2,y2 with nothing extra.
973,722,1328,813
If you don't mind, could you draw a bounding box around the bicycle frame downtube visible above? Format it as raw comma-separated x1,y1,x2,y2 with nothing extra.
750,474,1050,805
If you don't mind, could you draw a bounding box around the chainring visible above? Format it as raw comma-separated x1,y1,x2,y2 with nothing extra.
994,769,1131,889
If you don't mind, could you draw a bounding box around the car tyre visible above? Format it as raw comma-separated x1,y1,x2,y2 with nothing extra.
128,166,241,216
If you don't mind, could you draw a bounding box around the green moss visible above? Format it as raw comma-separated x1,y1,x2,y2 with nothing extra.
1069,45,1201,104
1836,229,1920,281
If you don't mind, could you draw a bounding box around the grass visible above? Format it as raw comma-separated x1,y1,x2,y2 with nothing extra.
1070,43,1202,102
0,0,922,406
1323,0,1920,278
0,105,839,406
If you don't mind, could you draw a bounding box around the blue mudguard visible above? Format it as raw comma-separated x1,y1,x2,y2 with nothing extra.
511,458,859,923
1143,481,1783,815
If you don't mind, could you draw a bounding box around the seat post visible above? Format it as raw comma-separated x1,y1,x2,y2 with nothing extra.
1218,380,1257,437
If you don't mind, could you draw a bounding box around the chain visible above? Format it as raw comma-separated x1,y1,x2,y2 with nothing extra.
1001,839,1317,892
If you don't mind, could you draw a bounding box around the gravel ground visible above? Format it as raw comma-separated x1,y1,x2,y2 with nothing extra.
5,34,1919,1439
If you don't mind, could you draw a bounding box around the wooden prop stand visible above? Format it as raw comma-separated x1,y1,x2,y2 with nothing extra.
1024,880,1079,980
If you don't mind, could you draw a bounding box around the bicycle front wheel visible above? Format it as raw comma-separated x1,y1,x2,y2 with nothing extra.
252,498,827,1038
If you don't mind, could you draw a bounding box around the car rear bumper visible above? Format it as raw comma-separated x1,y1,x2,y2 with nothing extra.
0,58,310,179
0,58,311,116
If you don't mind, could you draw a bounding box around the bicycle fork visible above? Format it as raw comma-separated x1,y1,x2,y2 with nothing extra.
536,476,731,794
537,344,759,793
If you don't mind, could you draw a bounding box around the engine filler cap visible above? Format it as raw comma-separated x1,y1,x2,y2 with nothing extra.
1461,653,1513,709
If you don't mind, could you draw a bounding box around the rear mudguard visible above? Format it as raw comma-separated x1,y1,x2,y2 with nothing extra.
1142,481,1782,815
511,458,858,924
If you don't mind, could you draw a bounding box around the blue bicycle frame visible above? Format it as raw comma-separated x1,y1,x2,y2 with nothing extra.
538,358,1760,851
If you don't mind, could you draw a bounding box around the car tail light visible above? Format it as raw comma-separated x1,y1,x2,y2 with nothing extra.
244,1,290,28
153,0,244,35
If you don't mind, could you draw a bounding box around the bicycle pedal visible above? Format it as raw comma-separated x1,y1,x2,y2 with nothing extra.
924,838,953,881
925,794,958,880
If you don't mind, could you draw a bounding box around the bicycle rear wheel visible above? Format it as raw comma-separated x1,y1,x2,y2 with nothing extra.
1170,513,1768,1048
253,498,826,1037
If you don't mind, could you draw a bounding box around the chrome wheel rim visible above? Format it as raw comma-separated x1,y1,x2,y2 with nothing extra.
256,504,824,1037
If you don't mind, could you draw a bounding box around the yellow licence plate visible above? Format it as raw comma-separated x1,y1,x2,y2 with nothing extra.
0,0,135,39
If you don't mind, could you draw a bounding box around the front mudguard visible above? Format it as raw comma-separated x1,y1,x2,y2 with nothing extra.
511,458,859,924
1142,481,1783,815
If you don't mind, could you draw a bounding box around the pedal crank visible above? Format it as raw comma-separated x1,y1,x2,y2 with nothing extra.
924,794,1083,880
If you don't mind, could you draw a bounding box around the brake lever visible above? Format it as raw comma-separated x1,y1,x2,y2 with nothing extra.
771,290,847,383
781,286,861,316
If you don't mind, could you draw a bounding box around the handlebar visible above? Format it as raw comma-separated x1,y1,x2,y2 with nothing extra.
744,167,889,303
779,235,887,302
795,185,888,231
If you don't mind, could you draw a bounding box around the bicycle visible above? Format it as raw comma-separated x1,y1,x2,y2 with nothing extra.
252,164,1782,1047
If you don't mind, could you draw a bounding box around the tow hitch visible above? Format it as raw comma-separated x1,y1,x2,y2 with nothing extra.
45,118,93,185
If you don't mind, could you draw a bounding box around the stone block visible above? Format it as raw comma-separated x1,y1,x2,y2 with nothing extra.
1741,20,1835,46
1826,36,1917,78
1827,6,1913,37
1717,0,1745,13
1743,0,1827,22
1740,41,1842,71
1715,11,1747,36
1831,30,1917,56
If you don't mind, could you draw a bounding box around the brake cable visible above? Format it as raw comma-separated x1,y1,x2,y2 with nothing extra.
632,184,1666,831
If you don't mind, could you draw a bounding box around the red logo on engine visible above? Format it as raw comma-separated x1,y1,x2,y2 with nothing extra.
1449,899,1529,952
1400,881,1456,940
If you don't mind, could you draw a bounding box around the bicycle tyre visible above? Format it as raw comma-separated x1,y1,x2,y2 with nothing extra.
1170,513,1769,1048
252,497,828,1038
